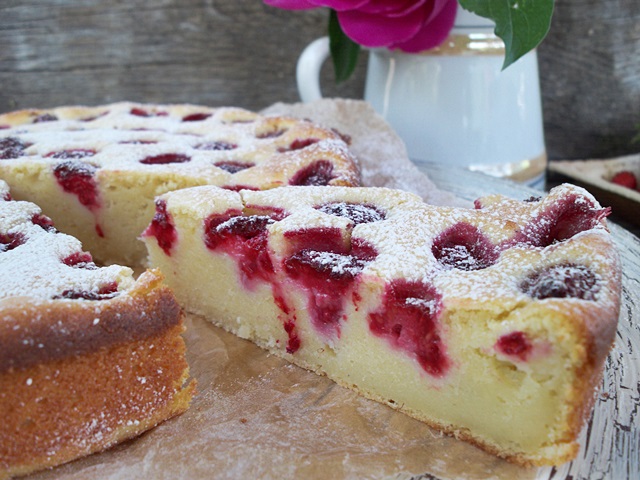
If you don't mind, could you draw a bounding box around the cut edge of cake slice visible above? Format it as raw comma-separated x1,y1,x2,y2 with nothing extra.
142,183,621,466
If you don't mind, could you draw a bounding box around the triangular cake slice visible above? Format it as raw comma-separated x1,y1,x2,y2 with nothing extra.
0,180,195,478
0,102,360,265
142,183,621,466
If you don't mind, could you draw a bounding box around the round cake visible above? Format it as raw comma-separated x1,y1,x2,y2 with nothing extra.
0,102,360,265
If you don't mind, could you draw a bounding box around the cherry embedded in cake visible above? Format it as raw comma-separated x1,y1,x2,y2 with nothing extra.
431,222,499,271
0,180,195,478
0,102,360,265
142,183,621,467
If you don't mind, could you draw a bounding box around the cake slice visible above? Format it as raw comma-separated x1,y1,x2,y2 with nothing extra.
142,183,621,466
0,180,195,478
0,102,360,265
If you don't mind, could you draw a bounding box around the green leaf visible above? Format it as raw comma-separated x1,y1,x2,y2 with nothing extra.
458,0,554,69
328,9,361,83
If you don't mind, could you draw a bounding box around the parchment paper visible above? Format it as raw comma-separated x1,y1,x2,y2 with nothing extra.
262,99,468,208
29,99,535,480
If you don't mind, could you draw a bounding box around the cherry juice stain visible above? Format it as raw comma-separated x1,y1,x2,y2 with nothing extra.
142,199,178,256
368,279,449,378
283,228,377,340
202,208,301,351
52,159,106,237
495,331,532,362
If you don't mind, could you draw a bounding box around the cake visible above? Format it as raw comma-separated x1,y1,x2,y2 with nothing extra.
0,102,360,266
0,180,195,478
142,183,621,466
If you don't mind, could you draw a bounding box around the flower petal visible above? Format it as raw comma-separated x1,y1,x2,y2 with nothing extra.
355,0,428,16
389,0,457,52
423,0,454,22
337,7,427,47
307,0,372,10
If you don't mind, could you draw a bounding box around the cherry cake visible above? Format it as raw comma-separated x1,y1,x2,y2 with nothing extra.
0,180,195,478
142,183,621,466
0,102,360,265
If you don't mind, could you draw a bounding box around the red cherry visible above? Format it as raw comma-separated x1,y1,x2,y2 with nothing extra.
278,138,319,152
214,161,254,173
33,113,58,123
496,331,532,361
53,161,100,211
196,141,238,151
432,222,498,271
139,153,190,165
56,282,119,300
316,202,385,224
368,280,448,377
611,171,637,190
520,263,599,300
182,113,212,122
63,251,97,269
143,200,177,256
0,137,31,160
1,232,25,252
289,160,335,186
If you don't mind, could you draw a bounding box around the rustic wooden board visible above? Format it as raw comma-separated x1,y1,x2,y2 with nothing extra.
536,0,640,160
1,0,638,161
0,1,364,112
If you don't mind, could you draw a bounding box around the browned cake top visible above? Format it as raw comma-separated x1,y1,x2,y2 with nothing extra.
0,102,361,189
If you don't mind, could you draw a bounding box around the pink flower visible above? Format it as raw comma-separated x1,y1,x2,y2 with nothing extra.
264,0,458,52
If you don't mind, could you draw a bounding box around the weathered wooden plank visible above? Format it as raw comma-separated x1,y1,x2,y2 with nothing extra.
0,1,363,110
0,0,638,161
537,0,640,159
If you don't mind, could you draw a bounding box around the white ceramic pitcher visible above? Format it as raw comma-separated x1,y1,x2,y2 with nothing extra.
297,7,547,186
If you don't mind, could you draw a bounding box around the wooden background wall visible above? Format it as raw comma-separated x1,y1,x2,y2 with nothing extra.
1,0,639,161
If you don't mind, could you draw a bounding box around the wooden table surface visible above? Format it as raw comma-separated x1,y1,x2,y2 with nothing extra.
1,0,639,162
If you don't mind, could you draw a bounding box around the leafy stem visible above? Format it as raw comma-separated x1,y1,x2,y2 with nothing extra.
328,9,361,83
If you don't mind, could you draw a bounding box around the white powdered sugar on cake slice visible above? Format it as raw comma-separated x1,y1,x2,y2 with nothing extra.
0,180,133,301
142,182,621,467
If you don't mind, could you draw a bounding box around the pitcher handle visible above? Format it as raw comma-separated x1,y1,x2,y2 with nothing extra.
296,37,330,102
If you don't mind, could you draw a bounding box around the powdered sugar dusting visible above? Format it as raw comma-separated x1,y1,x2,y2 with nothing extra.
291,250,368,278
234,183,619,348
0,181,133,301
219,181,618,321
0,102,358,186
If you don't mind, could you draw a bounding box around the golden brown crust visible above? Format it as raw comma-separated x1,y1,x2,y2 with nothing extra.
0,322,195,479
545,232,622,452
0,270,182,373
0,269,196,479
0,103,362,186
